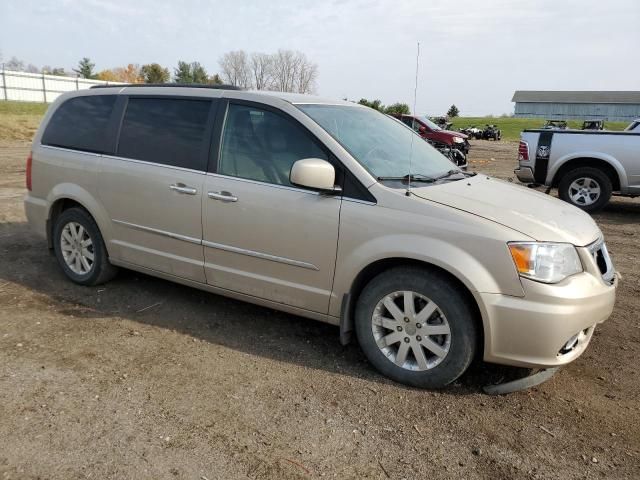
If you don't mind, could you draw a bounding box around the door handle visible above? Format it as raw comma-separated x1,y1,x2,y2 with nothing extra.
169,184,197,195
208,191,238,202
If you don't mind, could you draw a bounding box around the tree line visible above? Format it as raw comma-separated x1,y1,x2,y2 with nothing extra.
357,98,411,115
3,52,460,113
357,99,461,117
1,50,317,94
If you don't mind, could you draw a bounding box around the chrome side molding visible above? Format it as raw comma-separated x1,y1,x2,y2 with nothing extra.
202,240,319,271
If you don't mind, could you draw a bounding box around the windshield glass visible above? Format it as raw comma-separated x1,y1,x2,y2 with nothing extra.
417,116,442,131
297,104,457,179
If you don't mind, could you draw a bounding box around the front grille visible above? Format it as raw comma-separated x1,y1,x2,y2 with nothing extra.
588,239,615,284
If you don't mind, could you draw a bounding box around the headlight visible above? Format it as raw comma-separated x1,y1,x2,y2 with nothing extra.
508,242,582,283
453,137,464,143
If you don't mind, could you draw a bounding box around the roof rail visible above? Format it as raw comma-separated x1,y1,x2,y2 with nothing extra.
90,83,243,90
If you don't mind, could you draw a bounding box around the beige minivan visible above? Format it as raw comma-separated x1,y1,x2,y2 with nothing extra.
24,85,617,389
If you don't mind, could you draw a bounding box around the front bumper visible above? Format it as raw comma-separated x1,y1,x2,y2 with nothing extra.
479,270,617,369
514,166,535,183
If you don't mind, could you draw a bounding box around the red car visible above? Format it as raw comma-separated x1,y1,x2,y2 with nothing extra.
394,114,470,154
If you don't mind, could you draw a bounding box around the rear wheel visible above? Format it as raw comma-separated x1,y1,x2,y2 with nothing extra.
558,167,612,213
355,267,478,389
53,207,118,285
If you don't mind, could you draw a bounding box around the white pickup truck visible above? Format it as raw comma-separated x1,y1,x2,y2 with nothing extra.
515,119,640,212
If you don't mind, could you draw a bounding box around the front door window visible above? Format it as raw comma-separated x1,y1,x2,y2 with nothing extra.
218,104,328,186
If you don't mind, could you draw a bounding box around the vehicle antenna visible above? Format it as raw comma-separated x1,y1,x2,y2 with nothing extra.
407,41,420,197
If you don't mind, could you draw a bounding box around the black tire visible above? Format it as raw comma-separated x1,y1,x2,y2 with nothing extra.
53,207,118,286
355,267,478,389
558,167,612,213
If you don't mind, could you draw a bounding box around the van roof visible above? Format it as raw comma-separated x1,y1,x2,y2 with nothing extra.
89,83,353,106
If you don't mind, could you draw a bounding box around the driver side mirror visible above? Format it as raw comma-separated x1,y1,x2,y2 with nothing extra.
290,158,341,194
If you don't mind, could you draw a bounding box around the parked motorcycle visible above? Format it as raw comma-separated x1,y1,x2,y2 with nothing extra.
542,120,568,130
582,120,604,130
482,124,501,141
460,126,483,139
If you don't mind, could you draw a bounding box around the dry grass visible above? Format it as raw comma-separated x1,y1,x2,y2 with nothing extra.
0,101,48,142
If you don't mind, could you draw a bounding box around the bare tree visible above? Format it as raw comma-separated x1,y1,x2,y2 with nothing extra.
219,49,318,93
271,49,298,93
219,50,251,88
296,54,318,94
5,56,25,71
271,50,317,94
249,52,273,90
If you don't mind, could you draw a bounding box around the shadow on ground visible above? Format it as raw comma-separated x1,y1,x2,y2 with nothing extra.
5,218,612,394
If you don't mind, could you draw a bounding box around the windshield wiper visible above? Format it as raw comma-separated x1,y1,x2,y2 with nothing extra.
376,173,436,182
430,169,478,181
377,170,477,184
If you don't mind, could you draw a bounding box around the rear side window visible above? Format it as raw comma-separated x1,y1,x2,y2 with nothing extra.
42,95,116,153
118,98,211,171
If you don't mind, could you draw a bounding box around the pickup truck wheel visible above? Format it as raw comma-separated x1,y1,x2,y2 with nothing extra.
355,267,478,389
53,207,118,286
558,167,612,213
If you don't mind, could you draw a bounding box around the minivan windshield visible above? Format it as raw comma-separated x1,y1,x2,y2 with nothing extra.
297,104,458,180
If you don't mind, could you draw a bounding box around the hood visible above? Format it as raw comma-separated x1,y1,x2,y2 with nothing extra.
441,130,467,139
410,175,600,246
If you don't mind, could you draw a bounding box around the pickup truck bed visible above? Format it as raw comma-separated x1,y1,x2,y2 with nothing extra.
515,124,640,212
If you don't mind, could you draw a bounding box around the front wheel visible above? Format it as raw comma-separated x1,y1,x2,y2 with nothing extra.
558,167,612,213
355,267,478,389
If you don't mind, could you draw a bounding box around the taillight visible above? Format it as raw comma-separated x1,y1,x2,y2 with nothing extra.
26,152,33,191
518,141,529,162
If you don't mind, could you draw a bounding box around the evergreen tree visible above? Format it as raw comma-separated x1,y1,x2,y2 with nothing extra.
447,104,460,117
174,61,193,83
191,62,208,84
73,57,96,79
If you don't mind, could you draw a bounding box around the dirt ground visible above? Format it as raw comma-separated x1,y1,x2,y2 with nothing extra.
1,139,639,480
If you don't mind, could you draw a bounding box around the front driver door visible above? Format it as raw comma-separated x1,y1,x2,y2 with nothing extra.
202,101,341,314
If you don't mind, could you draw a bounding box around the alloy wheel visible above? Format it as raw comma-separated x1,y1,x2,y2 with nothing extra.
568,177,601,206
371,291,451,371
60,221,95,275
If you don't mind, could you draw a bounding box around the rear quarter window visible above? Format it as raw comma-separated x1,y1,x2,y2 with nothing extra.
41,95,117,153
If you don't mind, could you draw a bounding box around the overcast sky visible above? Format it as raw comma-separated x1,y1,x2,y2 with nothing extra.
2,0,638,115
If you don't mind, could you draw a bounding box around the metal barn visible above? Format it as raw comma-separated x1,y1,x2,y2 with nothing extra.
512,91,640,122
